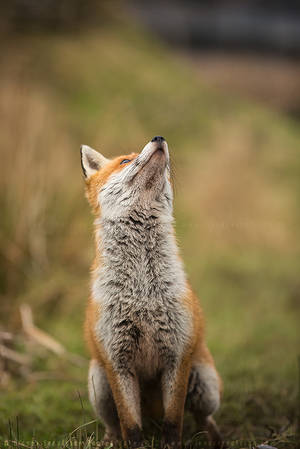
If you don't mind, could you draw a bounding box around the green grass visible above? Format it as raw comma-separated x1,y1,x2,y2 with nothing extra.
0,18,299,448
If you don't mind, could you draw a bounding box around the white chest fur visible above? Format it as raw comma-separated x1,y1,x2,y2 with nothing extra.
92,212,192,378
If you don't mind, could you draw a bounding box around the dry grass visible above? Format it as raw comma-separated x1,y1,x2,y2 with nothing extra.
179,120,295,253
0,76,89,321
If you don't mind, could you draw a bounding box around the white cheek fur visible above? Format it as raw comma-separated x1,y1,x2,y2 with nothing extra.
98,166,172,221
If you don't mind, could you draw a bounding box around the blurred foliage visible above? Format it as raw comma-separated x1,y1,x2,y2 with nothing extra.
0,16,299,447
0,0,117,33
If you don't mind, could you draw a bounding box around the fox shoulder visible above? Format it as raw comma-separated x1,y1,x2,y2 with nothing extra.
181,284,206,346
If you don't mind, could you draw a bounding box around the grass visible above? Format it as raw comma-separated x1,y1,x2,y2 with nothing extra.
0,18,299,448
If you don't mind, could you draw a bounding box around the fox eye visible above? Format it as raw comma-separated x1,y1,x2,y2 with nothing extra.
120,159,131,165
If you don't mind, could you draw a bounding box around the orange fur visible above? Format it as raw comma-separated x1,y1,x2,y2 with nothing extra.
85,153,138,214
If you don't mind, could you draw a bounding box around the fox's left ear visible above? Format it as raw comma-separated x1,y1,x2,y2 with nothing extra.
80,145,110,179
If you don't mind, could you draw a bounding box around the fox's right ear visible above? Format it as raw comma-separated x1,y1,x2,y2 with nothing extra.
80,145,110,179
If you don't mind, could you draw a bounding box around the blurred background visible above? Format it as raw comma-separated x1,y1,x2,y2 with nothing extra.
0,1,299,447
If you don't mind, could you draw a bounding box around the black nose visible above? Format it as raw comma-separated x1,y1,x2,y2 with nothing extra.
151,136,165,143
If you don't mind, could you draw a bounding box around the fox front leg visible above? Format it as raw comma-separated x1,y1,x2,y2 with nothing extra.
106,366,144,448
161,358,191,448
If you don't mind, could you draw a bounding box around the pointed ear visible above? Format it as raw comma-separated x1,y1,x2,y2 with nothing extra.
80,145,110,179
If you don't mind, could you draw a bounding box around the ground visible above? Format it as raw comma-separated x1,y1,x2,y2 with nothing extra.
0,18,299,449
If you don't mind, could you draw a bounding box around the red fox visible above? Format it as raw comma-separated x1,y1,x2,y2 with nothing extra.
81,136,223,448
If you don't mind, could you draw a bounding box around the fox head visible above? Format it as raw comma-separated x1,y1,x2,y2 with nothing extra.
80,136,173,219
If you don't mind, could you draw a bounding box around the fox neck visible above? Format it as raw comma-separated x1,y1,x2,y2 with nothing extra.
92,208,187,304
